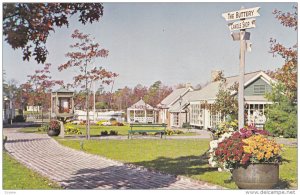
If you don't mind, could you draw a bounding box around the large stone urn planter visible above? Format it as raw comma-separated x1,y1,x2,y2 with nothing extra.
232,164,279,189
47,128,60,136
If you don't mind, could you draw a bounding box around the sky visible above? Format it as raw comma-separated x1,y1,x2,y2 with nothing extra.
2,2,297,92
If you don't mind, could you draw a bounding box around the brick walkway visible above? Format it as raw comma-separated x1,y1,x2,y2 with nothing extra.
3,128,224,190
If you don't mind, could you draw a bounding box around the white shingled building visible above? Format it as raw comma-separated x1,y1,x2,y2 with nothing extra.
127,98,158,123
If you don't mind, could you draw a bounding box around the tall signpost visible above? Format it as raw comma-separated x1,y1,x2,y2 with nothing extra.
222,7,260,130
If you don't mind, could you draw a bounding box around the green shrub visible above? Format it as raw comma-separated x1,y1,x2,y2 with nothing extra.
38,123,49,132
165,130,185,135
111,121,118,126
79,120,86,125
265,83,297,138
265,103,297,138
65,126,82,135
174,130,184,134
138,132,147,135
182,122,190,128
110,121,124,126
109,130,118,135
12,115,26,122
165,130,173,135
109,118,116,122
100,130,108,136
96,120,107,126
214,119,238,137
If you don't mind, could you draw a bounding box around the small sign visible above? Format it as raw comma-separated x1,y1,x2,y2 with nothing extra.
228,18,256,31
231,32,251,41
222,7,260,21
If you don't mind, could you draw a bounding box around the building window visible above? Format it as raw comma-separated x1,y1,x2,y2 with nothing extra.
210,112,222,129
130,110,134,117
246,104,267,126
135,110,144,117
146,110,153,117
173,113,179,126
190,103,204,126
253,85,266,95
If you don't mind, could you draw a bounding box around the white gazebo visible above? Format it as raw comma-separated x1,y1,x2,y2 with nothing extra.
127,98,158,123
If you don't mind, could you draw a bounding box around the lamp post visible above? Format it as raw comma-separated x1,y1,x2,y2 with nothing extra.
178,95,183,128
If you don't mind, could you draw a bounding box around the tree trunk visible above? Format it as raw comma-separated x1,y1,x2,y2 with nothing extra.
86,92,90,140
41,105,43,124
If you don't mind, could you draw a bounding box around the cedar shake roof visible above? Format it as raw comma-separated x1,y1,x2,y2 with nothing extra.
189,70,273,102
158,87,193,108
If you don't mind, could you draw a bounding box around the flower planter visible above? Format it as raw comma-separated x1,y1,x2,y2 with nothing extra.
47,129,60,136
232,164,279,189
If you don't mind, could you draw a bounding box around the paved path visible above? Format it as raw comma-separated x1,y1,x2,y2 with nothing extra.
3,128,223,190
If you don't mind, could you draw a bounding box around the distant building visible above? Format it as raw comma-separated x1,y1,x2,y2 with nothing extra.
187,71,275,129
157,85,193,127
26,106,41,112
3,92,15,124
157,70,276,129
127,98,158,123
75,110,124,122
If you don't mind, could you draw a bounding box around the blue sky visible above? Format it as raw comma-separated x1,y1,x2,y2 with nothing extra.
2,2,297,92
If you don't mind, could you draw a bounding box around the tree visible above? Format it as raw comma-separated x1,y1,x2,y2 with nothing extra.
58,30,118,139
3,3,104,64
144,81,162,106
18,82,34,111
175,83,187,89
212,71,225,82
210,81,238,121
95,102,108,110
27,63,63,122
265,6,297,138
132,84,148,103
144,81,173,107
265,83,297,138
73,90,86,110
267,6,297,102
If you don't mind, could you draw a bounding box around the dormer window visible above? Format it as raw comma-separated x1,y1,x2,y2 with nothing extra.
253,85,266,95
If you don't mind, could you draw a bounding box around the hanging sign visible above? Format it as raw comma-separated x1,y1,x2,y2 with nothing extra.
222,7,260,21
228,18,256,31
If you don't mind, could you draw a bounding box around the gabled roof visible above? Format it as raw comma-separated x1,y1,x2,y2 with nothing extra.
157,87,193,108
189,71,275,102
168,91,196,112
128,98,154,110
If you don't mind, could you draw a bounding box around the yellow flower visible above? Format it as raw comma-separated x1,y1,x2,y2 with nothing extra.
242,134,282,162
243,146,251,153
256,152,264,160
265,152,273,159
280,144,284,148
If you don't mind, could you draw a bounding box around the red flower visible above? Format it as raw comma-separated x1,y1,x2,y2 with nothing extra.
234,156,240,161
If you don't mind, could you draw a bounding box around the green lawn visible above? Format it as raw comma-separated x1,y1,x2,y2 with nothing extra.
18,124,197,137
279,147,298,189
3,152,61,189
19,126,46,134
56,138,297,189
18,124,165,136
71,124,130,135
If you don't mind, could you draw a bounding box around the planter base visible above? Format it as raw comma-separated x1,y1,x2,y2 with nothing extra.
232,164,279,189
47,129,60,136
